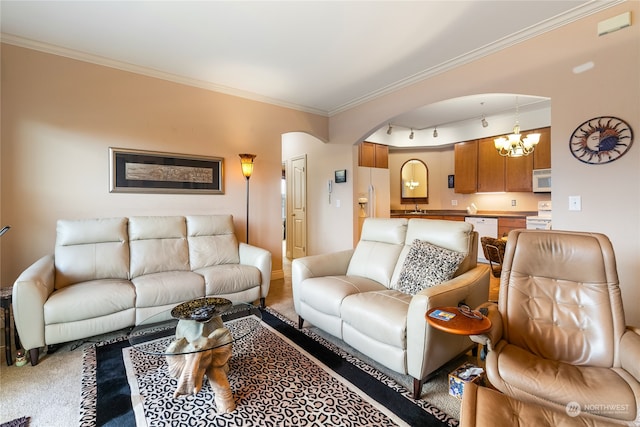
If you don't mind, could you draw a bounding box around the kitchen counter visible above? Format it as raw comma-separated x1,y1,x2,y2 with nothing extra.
390,210,535,242
390,210,536,218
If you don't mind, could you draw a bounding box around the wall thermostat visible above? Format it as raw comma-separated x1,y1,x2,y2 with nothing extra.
335,169,347,183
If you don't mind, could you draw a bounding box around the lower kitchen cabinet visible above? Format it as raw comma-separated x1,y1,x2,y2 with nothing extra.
498,217,526,238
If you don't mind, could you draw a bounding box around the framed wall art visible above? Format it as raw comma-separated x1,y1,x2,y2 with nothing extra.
109,147,224,194
569,116,633,165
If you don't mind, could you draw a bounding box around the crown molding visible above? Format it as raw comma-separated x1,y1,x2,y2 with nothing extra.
0,33,329,117
0,0,623,118
327,0,625,116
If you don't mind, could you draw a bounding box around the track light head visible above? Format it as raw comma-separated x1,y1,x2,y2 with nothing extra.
480,102,489,128
433,127,438,138
386,124,392,135
409,129,414,140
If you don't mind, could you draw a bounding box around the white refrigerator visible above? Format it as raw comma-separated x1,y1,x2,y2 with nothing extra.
357,167,390,218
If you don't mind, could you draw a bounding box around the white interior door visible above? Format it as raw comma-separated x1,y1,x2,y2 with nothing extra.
290,155,307,259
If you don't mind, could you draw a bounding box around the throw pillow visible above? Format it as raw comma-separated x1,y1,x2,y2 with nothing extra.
397,239,466,295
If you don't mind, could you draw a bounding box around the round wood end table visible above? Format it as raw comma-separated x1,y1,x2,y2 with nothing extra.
426,306,491,335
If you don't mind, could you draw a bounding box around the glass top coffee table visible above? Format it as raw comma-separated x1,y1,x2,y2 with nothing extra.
128,298,262,413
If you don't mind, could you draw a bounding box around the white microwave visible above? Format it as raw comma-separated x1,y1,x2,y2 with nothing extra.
533,169,551,193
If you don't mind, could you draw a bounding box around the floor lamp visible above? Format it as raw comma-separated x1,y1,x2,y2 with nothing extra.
239,154,256,243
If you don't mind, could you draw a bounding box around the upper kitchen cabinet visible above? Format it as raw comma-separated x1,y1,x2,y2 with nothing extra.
505,151,533,192
454,140,478,193
359,141,388,168
533,127,551,169
477,137,505,192
454,126,551,193
506,127,550,191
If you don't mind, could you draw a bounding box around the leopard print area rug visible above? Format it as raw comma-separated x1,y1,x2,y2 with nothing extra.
80,309,457,426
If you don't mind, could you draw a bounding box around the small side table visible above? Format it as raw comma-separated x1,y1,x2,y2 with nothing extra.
426,306,491,335
1,287,22,366
426,306,491,362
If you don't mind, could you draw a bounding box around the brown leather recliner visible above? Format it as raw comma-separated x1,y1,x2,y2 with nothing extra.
460,382,624,427
472,229,640,425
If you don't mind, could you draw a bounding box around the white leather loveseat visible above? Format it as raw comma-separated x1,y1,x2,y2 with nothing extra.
292,218,490,399
13,215,271,365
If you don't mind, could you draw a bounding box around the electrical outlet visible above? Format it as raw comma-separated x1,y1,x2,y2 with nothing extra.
451,200,458,206
569,196,581,211
511,200,516,206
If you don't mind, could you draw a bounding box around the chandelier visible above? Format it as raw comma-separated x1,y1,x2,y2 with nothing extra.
494,98,540,157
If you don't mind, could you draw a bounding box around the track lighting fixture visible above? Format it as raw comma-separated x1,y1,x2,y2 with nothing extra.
386,124,392,135
480,102,489,128
409,129,414,140
433,127,438,138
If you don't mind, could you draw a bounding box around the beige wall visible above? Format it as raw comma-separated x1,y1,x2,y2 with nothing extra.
331,3,640,325
282,132,354,256
0,44,328,284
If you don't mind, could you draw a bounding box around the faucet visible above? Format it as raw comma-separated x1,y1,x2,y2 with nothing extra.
414,204,420,213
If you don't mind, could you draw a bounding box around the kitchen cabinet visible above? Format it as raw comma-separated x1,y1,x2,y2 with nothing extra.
506,127,549,191
454,140,477,193
498,217,526,238
359,142,375,167
375,143,388,168
358,141,388,168
477,137,505,192
505,155,533,192
533,127,551,169
455,126,551,193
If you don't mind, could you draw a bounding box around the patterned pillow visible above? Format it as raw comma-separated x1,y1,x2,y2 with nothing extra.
397,239,466,295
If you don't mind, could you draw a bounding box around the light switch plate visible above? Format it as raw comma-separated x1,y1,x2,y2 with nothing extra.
569,196,581,211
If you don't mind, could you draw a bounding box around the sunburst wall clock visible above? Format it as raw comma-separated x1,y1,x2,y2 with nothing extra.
569,116,634,164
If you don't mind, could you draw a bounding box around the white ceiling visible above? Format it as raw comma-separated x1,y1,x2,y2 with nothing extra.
0,1,620,139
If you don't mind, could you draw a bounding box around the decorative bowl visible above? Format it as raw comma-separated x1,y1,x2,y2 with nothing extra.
171,297,233,322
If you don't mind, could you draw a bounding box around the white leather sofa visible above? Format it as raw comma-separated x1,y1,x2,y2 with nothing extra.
292,218,490,399
12,215,271,365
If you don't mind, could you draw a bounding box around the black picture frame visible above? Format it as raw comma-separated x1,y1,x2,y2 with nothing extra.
335,169,347,183
447,174,455,189
109,147,224,194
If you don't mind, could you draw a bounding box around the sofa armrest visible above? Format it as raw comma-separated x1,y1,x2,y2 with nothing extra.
291,249,354,288
406,264,490,379
239,243,272,299
410,263,491,312
12,255,55,351
620,327,640,383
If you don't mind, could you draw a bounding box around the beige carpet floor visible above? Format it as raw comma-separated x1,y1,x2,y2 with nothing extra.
0,256,498,426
